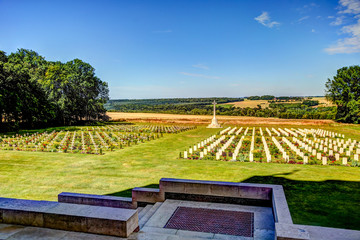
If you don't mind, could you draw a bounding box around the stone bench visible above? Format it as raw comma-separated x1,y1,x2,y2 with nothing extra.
58,192,134,209
0,197,138,237
159,178,273,206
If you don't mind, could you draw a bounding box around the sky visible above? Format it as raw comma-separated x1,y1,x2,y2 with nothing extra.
0,0,359,99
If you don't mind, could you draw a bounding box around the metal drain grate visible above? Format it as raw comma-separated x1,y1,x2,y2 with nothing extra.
164,207,254,237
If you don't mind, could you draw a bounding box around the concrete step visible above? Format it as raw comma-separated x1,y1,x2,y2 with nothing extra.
136,206,144,215
138,202,163,229
138,204,153,220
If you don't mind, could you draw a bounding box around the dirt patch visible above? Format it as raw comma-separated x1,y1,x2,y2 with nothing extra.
107,112,334,126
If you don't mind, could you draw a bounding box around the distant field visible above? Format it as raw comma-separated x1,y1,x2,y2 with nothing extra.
312,97,335,107
224,97,334,108
107,112,334,125
225,99,272,108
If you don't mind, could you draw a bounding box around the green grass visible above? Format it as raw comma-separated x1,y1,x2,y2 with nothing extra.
0,124,359,230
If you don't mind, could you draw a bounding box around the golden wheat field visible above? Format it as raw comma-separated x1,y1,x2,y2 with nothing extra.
225,97,333,108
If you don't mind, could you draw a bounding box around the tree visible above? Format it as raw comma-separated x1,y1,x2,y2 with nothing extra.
325,66,360,123
0,48,109,131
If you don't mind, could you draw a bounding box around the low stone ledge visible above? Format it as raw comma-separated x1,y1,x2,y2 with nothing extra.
0,197,138,237
132,188,164,208
275,223,310,240
295,224,360,240
272,186,293,224
160,178,273,201
58,192,133,209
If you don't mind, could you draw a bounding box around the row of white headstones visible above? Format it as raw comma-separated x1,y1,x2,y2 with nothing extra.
183,127,359,165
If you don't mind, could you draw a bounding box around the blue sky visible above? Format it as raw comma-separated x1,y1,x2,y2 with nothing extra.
0,0,359,99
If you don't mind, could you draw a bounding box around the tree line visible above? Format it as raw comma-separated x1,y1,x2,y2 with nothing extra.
0,49,109,132
108,101,336,120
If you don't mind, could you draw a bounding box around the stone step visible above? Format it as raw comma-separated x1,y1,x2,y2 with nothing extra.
0,197,138,238
138,204,153,220
137,206,144,215
139,202,163,229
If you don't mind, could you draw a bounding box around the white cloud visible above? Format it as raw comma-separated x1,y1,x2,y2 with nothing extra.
179,72,220,79
325,0,360,54
311,29,316,33
297,3,319,13
339,0,360,14
254,12,280,28
298,16,310,23
325,18,360,54
192,63,209,70
330,16,345,25
328,16,335,19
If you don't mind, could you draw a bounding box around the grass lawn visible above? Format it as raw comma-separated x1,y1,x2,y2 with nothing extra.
0,124,359,230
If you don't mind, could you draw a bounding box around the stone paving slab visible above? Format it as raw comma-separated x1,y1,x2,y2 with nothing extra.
142,199,275,240
5,227,68,240
0,224,25,239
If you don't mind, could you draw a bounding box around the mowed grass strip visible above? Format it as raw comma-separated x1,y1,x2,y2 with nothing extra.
0,125,359,230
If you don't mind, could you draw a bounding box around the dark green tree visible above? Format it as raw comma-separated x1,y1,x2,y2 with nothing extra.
0,48,109,131
325,66,360,123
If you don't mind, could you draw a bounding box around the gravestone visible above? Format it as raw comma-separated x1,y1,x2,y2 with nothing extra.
322,157,327,165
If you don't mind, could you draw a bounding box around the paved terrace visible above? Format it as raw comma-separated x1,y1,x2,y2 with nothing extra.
1,178,360,239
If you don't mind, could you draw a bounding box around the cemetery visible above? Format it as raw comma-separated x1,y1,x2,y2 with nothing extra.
0,102,359,239
0,124,195,154
1,0,360,238
182,126,360,167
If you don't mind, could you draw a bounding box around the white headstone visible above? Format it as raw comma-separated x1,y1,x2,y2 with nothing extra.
184,151,187,159
322,157,327,165
303,156,308,164
354,154,359,161
342,157,347,165
317,153,321,160
335,153,340,161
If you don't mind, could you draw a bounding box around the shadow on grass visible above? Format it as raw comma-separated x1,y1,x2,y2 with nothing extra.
242,172,360,231
106,184,159,198
105,171,360,231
